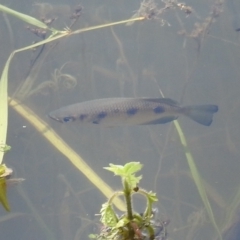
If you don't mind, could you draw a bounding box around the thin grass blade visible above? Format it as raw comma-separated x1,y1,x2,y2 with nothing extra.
0,53,12,164
0,178,10,211
174,120,222,240
0,4,49,29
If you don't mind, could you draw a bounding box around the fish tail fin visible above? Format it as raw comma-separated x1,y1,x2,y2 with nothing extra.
182,105,218,126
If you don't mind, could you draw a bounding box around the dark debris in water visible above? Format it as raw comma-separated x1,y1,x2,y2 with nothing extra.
133,0,193,20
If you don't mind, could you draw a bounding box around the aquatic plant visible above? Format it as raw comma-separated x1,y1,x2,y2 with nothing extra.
0,3,145,212
92,162,169,240
0,0,194,212
0,1,230,239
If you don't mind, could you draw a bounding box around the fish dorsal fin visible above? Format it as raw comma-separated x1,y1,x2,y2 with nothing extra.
143,98,179,106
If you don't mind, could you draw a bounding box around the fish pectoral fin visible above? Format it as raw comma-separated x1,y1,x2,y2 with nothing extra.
141,116,178,125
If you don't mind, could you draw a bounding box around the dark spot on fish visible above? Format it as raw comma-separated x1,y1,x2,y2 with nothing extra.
126,108,138,116
97,112,107,119
113,109,120,113
92,112,107,124
63,116,75,123
154,106,165,114
79,114,87,121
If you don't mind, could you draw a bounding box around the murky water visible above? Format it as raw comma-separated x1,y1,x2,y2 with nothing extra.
0,0,240,239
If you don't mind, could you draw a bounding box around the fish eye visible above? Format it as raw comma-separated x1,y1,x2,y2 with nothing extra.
63,116,75,123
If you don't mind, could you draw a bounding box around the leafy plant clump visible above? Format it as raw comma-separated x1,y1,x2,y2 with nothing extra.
92,162,169,240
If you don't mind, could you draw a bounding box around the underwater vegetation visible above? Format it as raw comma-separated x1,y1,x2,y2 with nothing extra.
0,0,240,240
93,162,169,240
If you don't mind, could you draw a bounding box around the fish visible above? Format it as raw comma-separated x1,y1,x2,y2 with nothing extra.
48,98,218,126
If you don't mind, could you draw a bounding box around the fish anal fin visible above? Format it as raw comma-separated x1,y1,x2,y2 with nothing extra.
141,116,178,125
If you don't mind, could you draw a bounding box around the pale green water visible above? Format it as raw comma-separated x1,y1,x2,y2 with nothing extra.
0,0,240,240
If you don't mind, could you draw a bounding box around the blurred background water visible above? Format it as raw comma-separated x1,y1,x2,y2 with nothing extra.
0,0,240,239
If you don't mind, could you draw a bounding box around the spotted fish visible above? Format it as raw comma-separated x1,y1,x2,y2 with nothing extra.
48,98,218,126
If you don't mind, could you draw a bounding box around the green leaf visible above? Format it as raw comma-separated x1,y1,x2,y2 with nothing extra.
123,162,143,175
105,162,143,189
0,50,9,165
0,165,12,211
100,202,118,227
0,164,12,177
104,162,142,177
0,4,49,29
88,234,98,239
104,164,125,175
115,217,129,228
0,144,11,153
125,175,142,189
0,178,10,211
148,191,158,202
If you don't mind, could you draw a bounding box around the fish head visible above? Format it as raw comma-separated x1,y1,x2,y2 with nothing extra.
48,111,76,123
